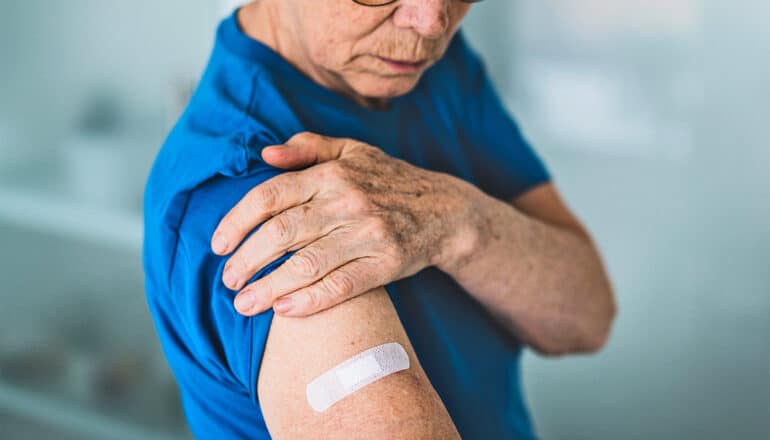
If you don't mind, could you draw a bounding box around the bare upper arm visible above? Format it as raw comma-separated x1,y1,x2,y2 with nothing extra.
257,287,459,439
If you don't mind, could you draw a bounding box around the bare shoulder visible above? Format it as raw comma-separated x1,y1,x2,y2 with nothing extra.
257,287,459,439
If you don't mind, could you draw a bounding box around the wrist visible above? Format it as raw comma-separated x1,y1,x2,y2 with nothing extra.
430,175,488,275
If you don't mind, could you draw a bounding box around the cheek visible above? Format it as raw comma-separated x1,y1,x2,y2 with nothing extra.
307,14,376,70
304,7,385,68
307,37,356,71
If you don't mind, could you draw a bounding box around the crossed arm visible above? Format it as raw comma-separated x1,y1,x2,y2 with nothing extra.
213,133,616,356
450,182,616,355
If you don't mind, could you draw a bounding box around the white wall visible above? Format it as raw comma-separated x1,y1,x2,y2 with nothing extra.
464,1,769,438
0,0,220,160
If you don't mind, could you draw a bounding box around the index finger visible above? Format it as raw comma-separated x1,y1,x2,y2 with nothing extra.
211,170,318,255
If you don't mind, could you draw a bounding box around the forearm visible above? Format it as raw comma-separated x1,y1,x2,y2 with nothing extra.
436,181,616,356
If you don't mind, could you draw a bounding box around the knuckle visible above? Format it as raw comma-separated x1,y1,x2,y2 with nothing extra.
291,250,322,279
290,131,313,143
230,252,251,273
325,271,355,298
312,164,330,180
356,142,380,156
267,214,295,245
381,240,402,260
317,133,335,144
346,189,372,213
304,287,324,311
255,183,281,213
367,217,391,242
328,161,350,181
222,208,252,236
261,277,277,302
280,207,300,230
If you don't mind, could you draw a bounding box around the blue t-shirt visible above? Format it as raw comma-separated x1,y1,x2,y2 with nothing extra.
144,11,549,440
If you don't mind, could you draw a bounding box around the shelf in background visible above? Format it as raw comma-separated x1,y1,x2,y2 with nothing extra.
0,185,142,252
0,381,188,440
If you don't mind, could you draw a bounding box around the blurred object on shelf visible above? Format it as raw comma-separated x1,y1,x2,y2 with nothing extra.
0,346,67,388
60,134,152,211
0,223,187,437
76,90,123,135
57,89,161,211
93,354,146,401
0,303,186,435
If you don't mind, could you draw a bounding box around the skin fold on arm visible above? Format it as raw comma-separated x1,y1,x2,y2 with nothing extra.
257,286,460,439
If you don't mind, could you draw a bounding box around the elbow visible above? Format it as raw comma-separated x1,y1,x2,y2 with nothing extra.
530,336,603,358
582,288,618,354
532,325,612,358
576,275,618,354
577,288,617,355
580,292,617,354
531,290,617,358
596,284,618,347
580,314,614,354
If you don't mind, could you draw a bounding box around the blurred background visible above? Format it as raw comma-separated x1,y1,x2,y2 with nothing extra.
0,0,767,439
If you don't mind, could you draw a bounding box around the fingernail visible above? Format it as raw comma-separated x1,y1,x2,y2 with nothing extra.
212,234,228,254
223,266,238,289
235,292,256,312
273,297,294,314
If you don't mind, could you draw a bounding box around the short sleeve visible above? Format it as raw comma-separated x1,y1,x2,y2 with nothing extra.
454,34,551,201
173,165,292,407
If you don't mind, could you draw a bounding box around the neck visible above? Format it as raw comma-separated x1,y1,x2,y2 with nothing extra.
237,2,387,109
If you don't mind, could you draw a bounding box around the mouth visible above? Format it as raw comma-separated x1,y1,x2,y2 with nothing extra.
375,56,429,74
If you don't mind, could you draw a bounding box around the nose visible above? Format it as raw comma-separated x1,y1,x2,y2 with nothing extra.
393,0,450,40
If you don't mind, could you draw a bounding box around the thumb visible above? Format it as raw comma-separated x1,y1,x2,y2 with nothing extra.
261,132,351,170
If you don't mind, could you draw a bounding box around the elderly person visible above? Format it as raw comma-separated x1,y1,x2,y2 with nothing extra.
144,0,616,438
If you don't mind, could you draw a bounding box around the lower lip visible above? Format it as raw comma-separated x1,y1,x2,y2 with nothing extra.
377,57,427,74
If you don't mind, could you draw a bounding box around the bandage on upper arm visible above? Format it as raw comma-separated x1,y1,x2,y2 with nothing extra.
306,342,410,412
257,288,459,439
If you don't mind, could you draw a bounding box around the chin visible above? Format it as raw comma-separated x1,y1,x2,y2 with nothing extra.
349,73,423,100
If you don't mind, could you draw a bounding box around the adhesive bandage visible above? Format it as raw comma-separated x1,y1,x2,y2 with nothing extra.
306,342,410,413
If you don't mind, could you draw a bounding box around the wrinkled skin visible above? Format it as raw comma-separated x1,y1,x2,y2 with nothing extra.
240,0,472,104
213,132,480,316
214,0,478,316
